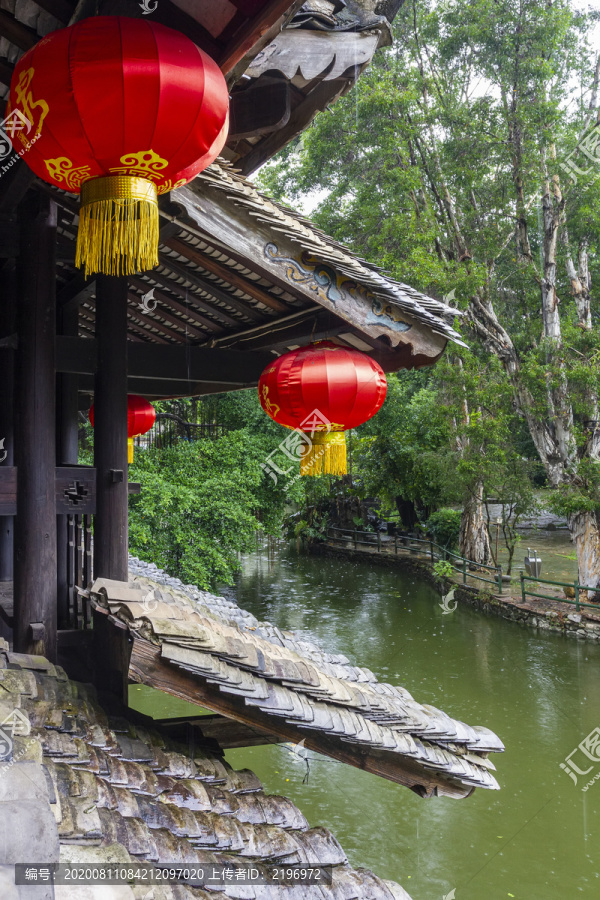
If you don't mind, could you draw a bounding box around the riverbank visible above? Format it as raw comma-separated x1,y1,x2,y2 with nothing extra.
311,540,600,642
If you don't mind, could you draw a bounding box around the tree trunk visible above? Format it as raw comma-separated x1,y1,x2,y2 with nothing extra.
568,511,600,593
460,482,492,565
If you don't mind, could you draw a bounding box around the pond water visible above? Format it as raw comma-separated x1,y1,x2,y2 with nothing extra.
129,544,600,899
227,547,600,900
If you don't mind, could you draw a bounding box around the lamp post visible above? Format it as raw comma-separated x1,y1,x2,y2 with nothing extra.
495,516,502,564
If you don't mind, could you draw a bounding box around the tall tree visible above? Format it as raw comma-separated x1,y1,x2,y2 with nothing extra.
259,0,600,586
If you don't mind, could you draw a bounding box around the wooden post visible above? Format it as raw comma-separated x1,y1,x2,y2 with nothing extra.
56,303,80,626
94,275,129,582
0,265,15,582
14,195,57,659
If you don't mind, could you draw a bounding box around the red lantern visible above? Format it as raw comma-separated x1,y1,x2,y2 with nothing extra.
258,341,387,476
7,17,229,277
89,395,156,463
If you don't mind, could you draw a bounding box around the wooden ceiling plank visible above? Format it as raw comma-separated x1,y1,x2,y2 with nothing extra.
130,276,224,336
164,236,291,314
127,294,201,344
150,266,245,330
159,252,267,323
128,288,209,342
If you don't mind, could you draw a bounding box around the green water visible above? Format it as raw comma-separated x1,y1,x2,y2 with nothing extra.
222,547,600,900
128,545,600,898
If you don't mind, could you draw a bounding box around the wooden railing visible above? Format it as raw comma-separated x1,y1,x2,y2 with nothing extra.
64,513,94,630
327,526,504,594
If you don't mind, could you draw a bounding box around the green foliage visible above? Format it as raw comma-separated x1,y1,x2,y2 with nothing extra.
433,560,455,580
258,0,600,560
127,417,304,589
425,509,462,550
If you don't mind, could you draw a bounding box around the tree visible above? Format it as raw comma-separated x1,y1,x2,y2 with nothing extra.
258,0,600,586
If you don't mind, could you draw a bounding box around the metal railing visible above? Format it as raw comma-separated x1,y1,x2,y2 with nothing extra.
135,413,230,451
327,526,504,594
519,572,599,612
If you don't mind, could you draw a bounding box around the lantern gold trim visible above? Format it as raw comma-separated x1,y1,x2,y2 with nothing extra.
300,431,347,477
75,175,159,277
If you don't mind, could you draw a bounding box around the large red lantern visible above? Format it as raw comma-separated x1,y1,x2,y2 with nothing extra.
89,395,156,464
258,341,387,476
7,17,229,277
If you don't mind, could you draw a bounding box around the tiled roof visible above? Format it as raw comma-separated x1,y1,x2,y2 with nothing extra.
88,565,503,801
0,640,411,899
181,162,467,348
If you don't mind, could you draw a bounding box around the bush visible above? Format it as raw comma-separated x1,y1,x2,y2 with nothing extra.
425,508,461,550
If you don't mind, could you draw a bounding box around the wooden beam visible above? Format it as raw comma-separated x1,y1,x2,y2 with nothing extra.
128,344,275,383
14,194,58,660
0,56,13,89
58,271,96,310
220,0,305,77
0,265,15,579
56,335,274,383
0,9,39,50
129,636,473,799
156,714,285,749
0,468,16,516
164,237,290,314
34,0,75,23
239,77,350,175
94,276,129,582
229,78,291,140
78,374,241,398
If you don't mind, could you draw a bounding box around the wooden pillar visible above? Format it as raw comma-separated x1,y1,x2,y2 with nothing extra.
14,194,57,659
0,265,16,581
56,304,80,626
94,275,129,582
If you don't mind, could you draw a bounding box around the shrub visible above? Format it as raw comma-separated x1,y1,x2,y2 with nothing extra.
425,508,461,550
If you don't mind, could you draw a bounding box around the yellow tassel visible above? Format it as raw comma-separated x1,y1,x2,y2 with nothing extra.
300,431,347,476
128,437,134,465
75,175,159,277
